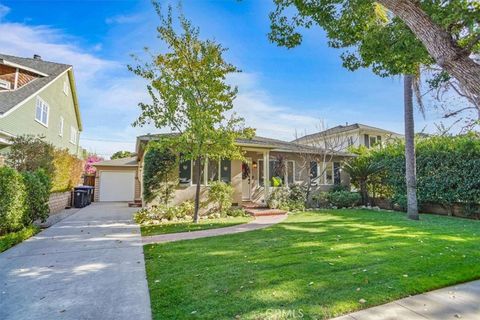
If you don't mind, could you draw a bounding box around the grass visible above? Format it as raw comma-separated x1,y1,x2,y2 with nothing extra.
141,216,253,236
144,209,480,319
0,225,39,253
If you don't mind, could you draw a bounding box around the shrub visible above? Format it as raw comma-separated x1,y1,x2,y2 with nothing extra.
271,176,283,187
266,187,290,209
22,169,51,224
134,201,195,224
0,167,27,234
327,191,361,208
206,181,233,216
143,142,177,204
52,149,84,193
312,191,329,208
226,208,248,217
6,135,55,176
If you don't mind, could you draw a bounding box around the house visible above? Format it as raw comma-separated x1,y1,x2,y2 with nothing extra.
293,123,403,151
0,53,83,158
93,134,352,206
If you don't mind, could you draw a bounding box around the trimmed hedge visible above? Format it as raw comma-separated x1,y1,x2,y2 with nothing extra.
52,148,84,193
367,133,480,213
0,167,27,234
0,167,51,234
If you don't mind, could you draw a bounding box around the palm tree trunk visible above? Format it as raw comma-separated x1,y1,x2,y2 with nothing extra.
193,157,202,223
404,74,419,220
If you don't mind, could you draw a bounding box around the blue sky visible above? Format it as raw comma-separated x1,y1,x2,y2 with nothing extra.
0,0,450,157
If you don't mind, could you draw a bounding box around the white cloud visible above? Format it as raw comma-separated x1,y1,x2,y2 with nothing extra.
0,4,10,21
106,14,143,25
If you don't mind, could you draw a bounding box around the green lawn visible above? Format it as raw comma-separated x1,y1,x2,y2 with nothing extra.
144,209,480,319
141,216,253,236
0,226,39,253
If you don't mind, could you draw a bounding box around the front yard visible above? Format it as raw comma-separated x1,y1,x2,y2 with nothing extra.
144,209,480,319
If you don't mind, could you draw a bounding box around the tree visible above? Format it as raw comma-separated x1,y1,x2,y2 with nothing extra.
129,3,254,223
111,151,134,160
269,0,480,116
404,74,419,219
6,135,55,177
294,121,352,205
343,149,384,206
84,154,104,175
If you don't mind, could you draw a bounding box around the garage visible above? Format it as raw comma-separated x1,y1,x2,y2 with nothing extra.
93,157,139,202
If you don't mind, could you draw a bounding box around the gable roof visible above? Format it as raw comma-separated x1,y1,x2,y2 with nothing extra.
0,53,82,131
93,156,138,167
136,133,351,157
292,123,402,143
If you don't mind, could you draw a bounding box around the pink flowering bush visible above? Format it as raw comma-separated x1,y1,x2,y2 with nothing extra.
84,154,104,175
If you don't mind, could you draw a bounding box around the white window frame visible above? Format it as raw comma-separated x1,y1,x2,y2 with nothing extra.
59,116,64,137
319,162,334,185
70,126,77,145
257,159,296,187
35,96,49,127
63,81,69,96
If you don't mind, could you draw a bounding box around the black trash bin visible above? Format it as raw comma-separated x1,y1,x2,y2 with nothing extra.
75,186,94,205
73,189,87,208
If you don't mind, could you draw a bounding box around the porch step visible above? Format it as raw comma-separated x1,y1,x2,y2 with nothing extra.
241,201,266,209
244,208,287,217
128,200,142,208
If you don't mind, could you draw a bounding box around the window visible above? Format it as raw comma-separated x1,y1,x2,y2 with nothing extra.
35,97,49,126
324,162,334,185
286,161,295,185
70,126,77,144
207,159,219,183
59,116,64,136
63,81,69,95
258,159,264,186
334,162,341,185
310,161,318,179
179,159,191,185
369,136,377,147
347,136,354,147
220,159,231,183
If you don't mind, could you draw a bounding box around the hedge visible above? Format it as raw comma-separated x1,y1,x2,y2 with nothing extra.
0,167,27,234
368,133,480,213
0,167,52,234
52,148,84,193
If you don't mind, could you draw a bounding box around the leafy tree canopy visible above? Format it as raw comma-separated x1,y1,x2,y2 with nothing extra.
111,150,134,160
269,0,479,78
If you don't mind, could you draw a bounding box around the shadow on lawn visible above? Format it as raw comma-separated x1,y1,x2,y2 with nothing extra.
144,210,480,319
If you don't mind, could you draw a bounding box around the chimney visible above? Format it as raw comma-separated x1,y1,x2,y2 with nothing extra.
33,54,42,60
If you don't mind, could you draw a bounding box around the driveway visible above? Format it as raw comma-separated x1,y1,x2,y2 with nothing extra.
0,202,151,320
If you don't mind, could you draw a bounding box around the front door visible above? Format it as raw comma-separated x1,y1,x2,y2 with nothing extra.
242,158,252,200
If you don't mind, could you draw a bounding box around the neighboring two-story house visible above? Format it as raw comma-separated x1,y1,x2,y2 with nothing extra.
0,53,83,159
292,123,403,152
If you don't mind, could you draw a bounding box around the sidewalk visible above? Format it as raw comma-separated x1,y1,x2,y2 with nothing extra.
332,280,480,320
142,214,287,244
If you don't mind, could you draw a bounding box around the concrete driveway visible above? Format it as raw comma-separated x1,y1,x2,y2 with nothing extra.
0,202,151,320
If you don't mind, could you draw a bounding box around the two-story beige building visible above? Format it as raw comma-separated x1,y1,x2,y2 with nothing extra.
293,123,403,151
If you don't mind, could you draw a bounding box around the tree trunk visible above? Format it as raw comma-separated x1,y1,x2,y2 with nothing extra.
360,180,368,206
378,0,480,110
193,157,202,223
404,74,419,220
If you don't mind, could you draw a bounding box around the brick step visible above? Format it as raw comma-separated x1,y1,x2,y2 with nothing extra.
242,201,267,209
244,208,287,217
128,201,142,208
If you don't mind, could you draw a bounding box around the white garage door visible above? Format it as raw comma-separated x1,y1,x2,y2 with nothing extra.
99,171,135,202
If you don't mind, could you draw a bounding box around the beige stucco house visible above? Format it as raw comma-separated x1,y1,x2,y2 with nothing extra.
93,134,352,206
293,123,403,152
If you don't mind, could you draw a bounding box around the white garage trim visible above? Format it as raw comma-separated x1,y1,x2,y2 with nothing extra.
99,170,135,202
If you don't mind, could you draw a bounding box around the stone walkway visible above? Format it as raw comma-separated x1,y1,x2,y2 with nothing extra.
332,280,480,320
142,214,287,244
0,202,151,320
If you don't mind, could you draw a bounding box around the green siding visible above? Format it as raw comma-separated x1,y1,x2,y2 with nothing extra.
0,71,82,156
